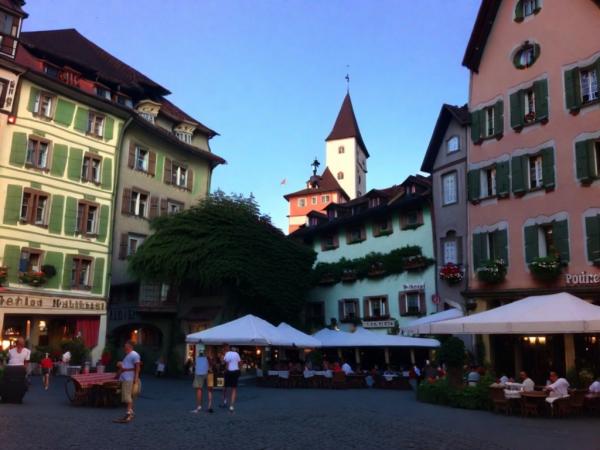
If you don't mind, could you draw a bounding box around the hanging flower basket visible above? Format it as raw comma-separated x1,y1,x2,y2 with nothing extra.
476,259,507,284
18,271,48,287
341,269,357,283
529,256,562,282
439,263,464,285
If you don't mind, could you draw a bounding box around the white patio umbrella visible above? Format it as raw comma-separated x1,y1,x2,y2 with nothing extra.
276,323,322,348
401,308,464,335
430,292,600,334
313,327,439,348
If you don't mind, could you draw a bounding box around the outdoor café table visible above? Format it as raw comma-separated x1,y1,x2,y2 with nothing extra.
267,370,289,379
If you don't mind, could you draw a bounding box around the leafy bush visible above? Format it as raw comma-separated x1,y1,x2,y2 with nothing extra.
438,337,465,368
476,259,507,284
417,373,494,411
60,338,90,365
529,255,561,281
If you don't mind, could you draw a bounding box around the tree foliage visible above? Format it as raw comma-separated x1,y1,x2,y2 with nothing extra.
128,191,316,323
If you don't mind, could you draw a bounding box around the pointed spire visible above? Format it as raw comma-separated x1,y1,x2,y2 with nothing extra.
325,93,369,157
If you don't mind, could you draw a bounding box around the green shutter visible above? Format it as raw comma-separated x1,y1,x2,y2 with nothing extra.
64,197,77,236
510,91,524,130
524,225,539,264
97,205,110,243
101,157,112,190
9,132,27,167
467,169,481,202
67,147,84,181
48,195,64,234
3,184,22,225
514,0,524,21
494,229,508,264
496,161,510,197
595,58,600,93
104,117,114,140
575,140,594,182
470,109,482,144
473,233,483,270
511,155,526,194
3,244,21,283
552,220,570,263
62,255,73,290
27,87,39,113
73,107,89,132
586,216,600,262
43,251,63,289
493,100,504,137
91,257,105,295
50,144,68,177
534,79,548,122
564,68,581,112
54,99,76,126
541,147,555,188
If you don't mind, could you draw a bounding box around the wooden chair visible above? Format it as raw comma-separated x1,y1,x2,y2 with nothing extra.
489,387,512,415
552,397,571,417
568,389,587,416
585,395,600,415
521,395,541,417
331,371,348,389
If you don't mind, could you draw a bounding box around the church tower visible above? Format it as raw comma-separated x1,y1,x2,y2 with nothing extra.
325,93,369,199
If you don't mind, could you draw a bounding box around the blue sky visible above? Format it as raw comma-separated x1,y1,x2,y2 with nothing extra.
23,0,480,231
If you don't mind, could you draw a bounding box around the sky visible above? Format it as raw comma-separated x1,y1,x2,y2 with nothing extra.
23,0,480,232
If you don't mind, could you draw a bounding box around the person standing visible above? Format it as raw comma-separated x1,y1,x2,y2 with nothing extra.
40,353,53,390
221,344,241,412
113,341,141,424
191,350,213,413
8,337,31,367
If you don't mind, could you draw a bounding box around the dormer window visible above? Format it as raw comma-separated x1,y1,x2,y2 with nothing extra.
369,197,381,208
95,86,111,101
139,112,155,124
43,64,59,79
0,11,19,58
175,131,193,144
116,94,133,108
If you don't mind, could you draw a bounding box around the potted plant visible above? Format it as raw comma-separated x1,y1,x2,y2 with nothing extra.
439,263,464,285
367,262,386,278
403,254,428,271
529,255,562,281
19,270,47,286
476,259,507,284
524,111,536,123
340,269,357,282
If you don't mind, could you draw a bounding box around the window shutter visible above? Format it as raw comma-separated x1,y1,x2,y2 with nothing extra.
148,151,156,176
494,229,509,264
8,132,27,167
187,168,194,191
514,0,524,21
456,236,464,265
104,117,114,140
338,300,344,321
160,198,168,216
164,158,172,184
467,169,481,202
91,257,105,294
399,294,407,316
472,232,487,270
67,147,84,181
119,233,128,260
42,251,63,289
552,220,570,263
122,188,132,214
48,195,64,235
101,157,112,191
564,68,581,112
73,107,89,132
496,161,510,197
586,216,600,262
27,87,39,113
128,142,136,169
149,196,159,219
3,184,22,225
3,244,21,283
54,99,76,126
50,144,68,177
510,91,524,130
524,225,539,264
62,255,73,290
418,292,426,316
470,109,482,144
64,197,78,236
541,147,555,188
575,140,594,182
534,79,549,122
97,205,110,243
511,155,526,194
493,100,504,137
363,298,368,318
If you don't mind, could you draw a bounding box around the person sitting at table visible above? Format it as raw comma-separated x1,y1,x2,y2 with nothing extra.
467,366,480,386
588,377,600,396
341,360,353,375
331,361,342,373
519,371,535,392
544,371,570,404
498,374,510,385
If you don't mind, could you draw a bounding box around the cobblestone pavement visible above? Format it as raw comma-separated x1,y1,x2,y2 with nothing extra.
1,376,598,450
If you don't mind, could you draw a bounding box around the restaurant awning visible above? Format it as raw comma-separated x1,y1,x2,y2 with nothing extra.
401,308,464,335
429,292,600,334
313,327,439,348
276,322,322,348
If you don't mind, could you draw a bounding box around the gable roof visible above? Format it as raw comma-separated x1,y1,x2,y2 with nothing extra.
283,167,349,200
325,92,369,157
0,0,27,17
421,104,469,173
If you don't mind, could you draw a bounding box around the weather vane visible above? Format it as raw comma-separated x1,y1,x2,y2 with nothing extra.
345,64,350,92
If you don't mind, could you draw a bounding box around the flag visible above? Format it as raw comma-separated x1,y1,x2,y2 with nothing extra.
280,178,287,185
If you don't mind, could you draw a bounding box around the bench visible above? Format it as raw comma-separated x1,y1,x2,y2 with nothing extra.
65,372,120,407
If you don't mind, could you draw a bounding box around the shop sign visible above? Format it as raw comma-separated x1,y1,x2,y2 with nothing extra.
403,283,425,290
362,319,395,329
565,272,600,286
0,294,105,311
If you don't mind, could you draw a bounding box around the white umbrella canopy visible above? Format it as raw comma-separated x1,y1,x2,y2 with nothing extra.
276,322,322,348
430,292,600,334
186,314,291,346
401,308,464,335
313,327,440,348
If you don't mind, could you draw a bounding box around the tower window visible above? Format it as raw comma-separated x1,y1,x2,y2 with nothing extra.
337,171,344,180
338,146,345,154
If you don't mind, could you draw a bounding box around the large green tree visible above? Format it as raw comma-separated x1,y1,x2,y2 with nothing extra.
128,192,316,323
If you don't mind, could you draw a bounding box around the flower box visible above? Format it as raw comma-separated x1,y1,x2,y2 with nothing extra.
18,271,47,286
341,270,357,283
367,262,386,278
439,263,464,285
403,255,428,271
476,259,507,284
529,256,562,282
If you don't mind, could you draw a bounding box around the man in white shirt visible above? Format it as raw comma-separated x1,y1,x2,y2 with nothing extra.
519,371,535,392
588,379,600,395
544,371,569,404
8,337,30,367
221,344,241,412
341,361,353,375
114,341,141,423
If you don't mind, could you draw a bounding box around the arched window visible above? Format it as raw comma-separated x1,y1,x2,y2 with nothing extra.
338,146,345,154
337,171,344,180
513,42,540,69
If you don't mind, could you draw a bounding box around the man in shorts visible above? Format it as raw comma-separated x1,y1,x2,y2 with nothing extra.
114,341,141,423
221,344,241,412
40,353,53,390
191,349,214,413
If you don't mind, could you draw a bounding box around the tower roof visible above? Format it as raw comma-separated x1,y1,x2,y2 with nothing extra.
325,93,369,157
283,167,349,200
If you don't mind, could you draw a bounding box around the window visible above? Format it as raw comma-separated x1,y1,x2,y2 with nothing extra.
33,92,55,119
139,112,155,124
519,46,534,67
341,299,358,321
95,86,111,100
400,291,423,316
366,296,388,319
472,229,508,270
447,136,459,153
0,12,18,57
167,201,183,214
321,194,330,203
135,147,149,172
346,226,364,244
373,218,392,237
525,220,569,264
524,89,535,120
25,138,50,170
171,163,188,187
81,154,102,183
297,198,306,208
71,257,92,290
580,69,599,104
20,190,48,226
471,100,503,143
337,171,344,180
321,234,338,251
43,64,59,79
523,0,536,16
116,95,133,108
76,202,98,236
130,190,148,217
128,234,146,256
87,112,105,138
338,146,345,154
311,196,317,205
442,172,457,205
175,131,192,144
485,107,494,137
482,167,497,197
528,155,543,189
444,240,458,264
19,249,42,273
539,224,555,257
513,43,539,69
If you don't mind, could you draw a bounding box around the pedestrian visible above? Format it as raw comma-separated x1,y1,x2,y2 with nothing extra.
113,341,141,424
220,344,241,412
40,353,53,390
191,349,214,414
8,337,31,367
155,356,166,378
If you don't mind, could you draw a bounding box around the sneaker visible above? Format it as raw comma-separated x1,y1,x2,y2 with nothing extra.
113,413,134,424
190,407,202,414
207,408,214,413
229,405,234,412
